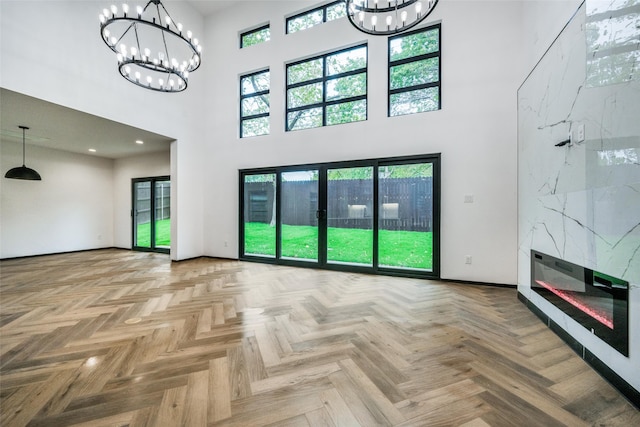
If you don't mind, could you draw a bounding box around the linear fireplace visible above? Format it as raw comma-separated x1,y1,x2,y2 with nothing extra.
531,250,629,356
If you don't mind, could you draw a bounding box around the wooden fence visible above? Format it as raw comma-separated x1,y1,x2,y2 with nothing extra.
245,177,433,232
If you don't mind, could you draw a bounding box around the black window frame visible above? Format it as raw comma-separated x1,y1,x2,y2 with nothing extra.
239,153,441,280
286,0,347,34
240,69,270,138
240,24,271,49
388,23,442,117
286,44,368,132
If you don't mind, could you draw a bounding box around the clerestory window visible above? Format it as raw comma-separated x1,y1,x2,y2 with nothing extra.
388,24,441,117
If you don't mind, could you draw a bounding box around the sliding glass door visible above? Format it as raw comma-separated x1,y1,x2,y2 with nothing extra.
378,161,433,271
240,155,439,278
132,176,170,253
281,170,319,262
327,166,373,266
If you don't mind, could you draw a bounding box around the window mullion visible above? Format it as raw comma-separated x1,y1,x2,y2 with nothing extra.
322,56,327,127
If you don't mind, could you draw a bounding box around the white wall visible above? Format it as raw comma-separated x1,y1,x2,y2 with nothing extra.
0,0,205,260
202,1,523,284
518,0,639,393
520,0,583,74
113,151,171,249
1,141,114,258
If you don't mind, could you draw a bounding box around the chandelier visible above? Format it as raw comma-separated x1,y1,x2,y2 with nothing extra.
347,0,440,35
99,1,202,92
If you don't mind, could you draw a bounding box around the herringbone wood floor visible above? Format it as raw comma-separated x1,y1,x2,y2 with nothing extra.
0,249,637,426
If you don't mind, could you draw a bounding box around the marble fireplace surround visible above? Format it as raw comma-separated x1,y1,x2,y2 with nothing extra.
517,0,639,406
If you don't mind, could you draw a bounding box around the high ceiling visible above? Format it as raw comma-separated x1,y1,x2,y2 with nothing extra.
0,89,174,160
184,1,235,17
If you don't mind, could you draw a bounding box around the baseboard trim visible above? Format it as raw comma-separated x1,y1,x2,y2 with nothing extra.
518,291,639,409
0,247,125,261
441,278,516,288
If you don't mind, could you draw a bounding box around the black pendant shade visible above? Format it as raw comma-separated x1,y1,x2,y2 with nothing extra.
5,126,42,181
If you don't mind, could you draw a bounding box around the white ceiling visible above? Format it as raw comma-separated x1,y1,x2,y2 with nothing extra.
184,0,235,17
0,89,174,160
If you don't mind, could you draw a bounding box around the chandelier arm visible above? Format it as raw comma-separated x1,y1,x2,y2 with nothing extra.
158,2,178,33
117,21,138,47
133,24,141,55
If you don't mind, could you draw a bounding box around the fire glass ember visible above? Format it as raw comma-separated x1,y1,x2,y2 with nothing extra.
531,250,629,356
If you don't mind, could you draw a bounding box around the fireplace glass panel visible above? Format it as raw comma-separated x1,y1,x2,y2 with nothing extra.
531,250,628,356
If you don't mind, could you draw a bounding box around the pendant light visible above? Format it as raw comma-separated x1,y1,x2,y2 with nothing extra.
4,126,42,181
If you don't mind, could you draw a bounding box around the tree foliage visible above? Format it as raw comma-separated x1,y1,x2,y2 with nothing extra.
388,26,440,116
241,27,270,48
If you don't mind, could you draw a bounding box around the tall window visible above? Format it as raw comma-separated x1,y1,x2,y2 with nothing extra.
240,24,270,48
286,44,367,131
388,24,441,117
286,1,347,34
240,69,270,138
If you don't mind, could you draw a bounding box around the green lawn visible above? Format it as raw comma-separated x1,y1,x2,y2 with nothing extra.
244,222,432,270
136,219,171,247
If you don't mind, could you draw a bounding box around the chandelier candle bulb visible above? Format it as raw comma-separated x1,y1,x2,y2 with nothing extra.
136,5,142,18
110,5,117,15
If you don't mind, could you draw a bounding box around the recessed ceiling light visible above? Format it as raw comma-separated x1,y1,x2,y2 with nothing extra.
88,148,97,152
136,140,144,145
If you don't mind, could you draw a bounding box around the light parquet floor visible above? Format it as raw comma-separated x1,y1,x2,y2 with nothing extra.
0,249,637,426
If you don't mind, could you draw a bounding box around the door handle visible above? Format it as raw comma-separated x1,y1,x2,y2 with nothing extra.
316,209,326,220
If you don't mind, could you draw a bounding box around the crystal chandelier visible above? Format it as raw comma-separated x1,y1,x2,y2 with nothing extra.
99,1,202,92
347,0,440,35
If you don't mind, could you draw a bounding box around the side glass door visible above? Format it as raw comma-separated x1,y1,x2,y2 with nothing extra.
154,180,171,250
242,172,277,258
133,181,151,250
280,169,319,262
378,161,434,271
326,166,373,266
132,176,170,254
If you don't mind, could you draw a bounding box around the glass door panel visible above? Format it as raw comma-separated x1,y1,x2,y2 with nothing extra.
378,162,433,271
154,180,171,249
243,173,276,257
134,181,151,249
281,170,319,262
327,166,373,266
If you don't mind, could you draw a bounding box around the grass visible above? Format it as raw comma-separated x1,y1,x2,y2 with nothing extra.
244,222,432,270
136,219,171,247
